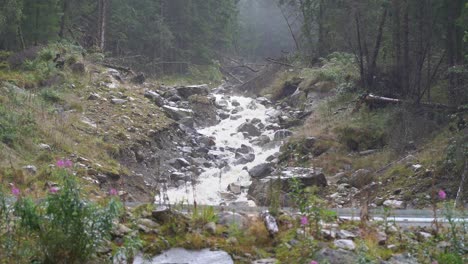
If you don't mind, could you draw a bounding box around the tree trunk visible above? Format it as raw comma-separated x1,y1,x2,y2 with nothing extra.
367,7,388,88
97,0,108,51
402,0,410,96
392,0,402,95
317,0,325,57
454,160,468,208
59,0,69,39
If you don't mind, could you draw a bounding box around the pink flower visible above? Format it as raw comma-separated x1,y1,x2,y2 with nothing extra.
109,188,118,196
438,189,446,200
11,186,20,197
301,216,308,226
56,159,73,168
310,261,319,264
49,186,59,194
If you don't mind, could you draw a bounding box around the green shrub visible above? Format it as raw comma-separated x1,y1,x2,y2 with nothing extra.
40,88,63,103
1,168,123,263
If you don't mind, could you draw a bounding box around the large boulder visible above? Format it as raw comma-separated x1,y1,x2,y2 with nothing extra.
189,94,218,127
274,129,293,141
248,167,327,206
248,163,274,179
349,169,374,188
217,211,248,229
237,122,261,137
162,106,193,121
176,84,210,98
144,90,166,107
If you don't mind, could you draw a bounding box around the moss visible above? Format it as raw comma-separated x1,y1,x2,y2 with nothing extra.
336,126,387,151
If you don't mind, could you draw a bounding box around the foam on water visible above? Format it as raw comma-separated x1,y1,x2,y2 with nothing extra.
164,94,280,206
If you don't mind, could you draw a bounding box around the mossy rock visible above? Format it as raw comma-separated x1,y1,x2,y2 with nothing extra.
336,126,386,151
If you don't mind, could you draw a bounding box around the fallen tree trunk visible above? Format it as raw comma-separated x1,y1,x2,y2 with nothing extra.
220,67,243,84
362,93,461,112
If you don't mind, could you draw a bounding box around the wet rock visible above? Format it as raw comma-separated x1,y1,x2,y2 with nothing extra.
321,229,337,240
163,106,193,121
349,169,374,188
234,153,256,165
189,94,219,127
237,122,261,137
251,135,271,146
417,231,432,241
176,84,209,98
144,90,166,107
261,211,279,236
219,112,230,120
236,144,254,154
228,183,242,195
217,211,248,228
248,163,274,179
273,129,293,140
231,100,240,107
256,97,271,106
383,200,406,209
334,239,356,251
169,158,191,169
111,98,127,105
315,248,358,264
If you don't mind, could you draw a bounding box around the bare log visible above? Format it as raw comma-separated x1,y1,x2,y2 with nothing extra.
265,57,294,67
362,93,459,112
219,67,243,84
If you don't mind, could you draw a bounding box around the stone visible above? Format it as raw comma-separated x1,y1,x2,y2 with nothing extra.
237,122,261,137
252,259,279,264
256,97,271,106
377,231,387,245
248,163,274,179
38,143,51,151
273,129,293,140
321,229,337,239
137,218,159,229
217,211,248,228
131,73,146,84
111,98,127,105
162,106,193,121
22,165,37,175
383,200,406,209
315,248,358,264
170,158,191,168
88,93,101,100
112,223,131,237
417,231,432,241
144,90,165,107
204,222,217,235
152,206,187,224
231,100,240,107
337,230,356,239
261,211,279,236
234,153,255,165
334,239,356,251
228,183,242,195
251,135,271,146
226,237,238,245
176,84,209,98
349,169,374,188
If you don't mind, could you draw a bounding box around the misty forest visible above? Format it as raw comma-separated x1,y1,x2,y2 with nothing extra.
0,0,467,263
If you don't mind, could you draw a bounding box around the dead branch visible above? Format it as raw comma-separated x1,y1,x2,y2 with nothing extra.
265,57,294,67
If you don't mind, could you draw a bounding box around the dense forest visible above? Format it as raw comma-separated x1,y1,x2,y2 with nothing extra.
1,0,467,105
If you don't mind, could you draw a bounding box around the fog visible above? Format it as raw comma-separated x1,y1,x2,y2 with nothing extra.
236,0,300,60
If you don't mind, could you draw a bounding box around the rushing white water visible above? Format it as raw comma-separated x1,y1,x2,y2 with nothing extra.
165,94,280,206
